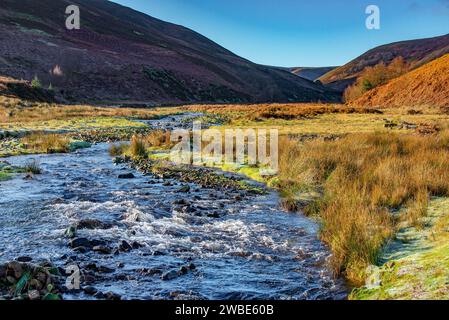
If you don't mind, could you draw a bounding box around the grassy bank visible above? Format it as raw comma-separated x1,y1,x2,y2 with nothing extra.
275,130,449,286
0,100,176,123
0,133,91,157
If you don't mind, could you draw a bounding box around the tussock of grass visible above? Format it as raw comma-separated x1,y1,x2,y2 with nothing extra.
276,130,449,285
21,133,70,153
109,143,129,156
129,136,147,159
0,171,11,181
24,159,41,174
143,130,172,148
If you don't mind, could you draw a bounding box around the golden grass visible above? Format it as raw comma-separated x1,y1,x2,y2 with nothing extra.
0,101,176,124
142,130,172,148
109,143,129,157
129,136,147,159
276,130,449,285
21,133,71,153
182,103,382,121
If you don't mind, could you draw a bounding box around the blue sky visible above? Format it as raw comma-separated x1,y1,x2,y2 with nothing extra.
112,0,449,67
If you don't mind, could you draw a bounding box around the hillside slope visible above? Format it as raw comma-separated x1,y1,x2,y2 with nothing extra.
319,33,449,92
351,54,449,108
0,0,340,104
290,67,337,81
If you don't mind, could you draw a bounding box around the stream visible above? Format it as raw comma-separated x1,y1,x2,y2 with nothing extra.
0,115,347,300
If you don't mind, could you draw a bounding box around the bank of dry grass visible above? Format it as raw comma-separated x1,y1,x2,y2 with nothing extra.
276,129,449,285
21,133,71,153
184,103,382,121
0,101,174,124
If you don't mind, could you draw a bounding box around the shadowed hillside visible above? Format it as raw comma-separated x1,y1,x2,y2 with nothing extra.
351,54,449,108
0,0,340,105
290,66,337,81
319,33,449,92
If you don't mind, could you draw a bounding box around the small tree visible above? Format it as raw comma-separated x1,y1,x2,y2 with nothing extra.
31,76,42,89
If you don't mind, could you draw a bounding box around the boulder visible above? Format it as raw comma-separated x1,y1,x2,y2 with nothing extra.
118,240,132,252
161,270,179,281
118,173,135,179
76,219,113,230
69,238,91,248
177,185,190,193
92,246,112,254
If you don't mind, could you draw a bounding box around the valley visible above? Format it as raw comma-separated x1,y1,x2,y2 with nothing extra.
1,0,449,303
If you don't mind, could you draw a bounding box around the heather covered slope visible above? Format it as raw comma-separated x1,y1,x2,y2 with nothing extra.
351,54,449,108
319,33,449,92
0,0,340,104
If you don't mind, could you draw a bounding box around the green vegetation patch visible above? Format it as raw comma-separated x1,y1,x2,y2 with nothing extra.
351,197,449,300
0,161,30,181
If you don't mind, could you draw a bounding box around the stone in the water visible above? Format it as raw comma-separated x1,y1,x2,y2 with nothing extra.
179,266,189,275
98,266,115,273
73,246,87,253
172,199,188,205
132,241,143,249
177,185,190,193
105,292,121,300
161,270,179,281
76,219,113,230
81,274,96,284
69,238,91,248
118,240,132,252
118,173,135,179
182,206,196,213
69,237,106,249
93,291,105,299
16,256,32,263
83,286,98,295
93,245,112,254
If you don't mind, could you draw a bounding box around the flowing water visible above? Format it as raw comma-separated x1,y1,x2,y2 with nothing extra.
0,116,347,300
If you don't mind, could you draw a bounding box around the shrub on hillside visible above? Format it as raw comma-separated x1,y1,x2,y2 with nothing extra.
344,57,409,102
31,76,42,89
